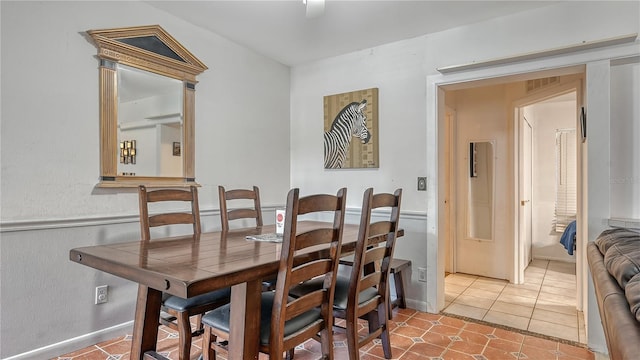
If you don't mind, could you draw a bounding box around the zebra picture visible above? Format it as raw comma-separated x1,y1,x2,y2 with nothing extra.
324,99,371,169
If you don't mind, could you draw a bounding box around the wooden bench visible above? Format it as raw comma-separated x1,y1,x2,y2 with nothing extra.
389,258,411,311
339,256,411,318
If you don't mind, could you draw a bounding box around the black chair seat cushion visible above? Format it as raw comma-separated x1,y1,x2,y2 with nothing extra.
163,288,231,311
201,292,321,346
290,275,378,310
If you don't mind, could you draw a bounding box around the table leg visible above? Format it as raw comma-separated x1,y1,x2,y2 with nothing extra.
131,285,162,360
228,279,262,360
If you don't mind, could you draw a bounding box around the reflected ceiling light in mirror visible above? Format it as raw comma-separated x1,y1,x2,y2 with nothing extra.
303,0,324,18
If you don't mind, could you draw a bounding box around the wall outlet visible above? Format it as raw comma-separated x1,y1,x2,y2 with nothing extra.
417,177,427,191
95,285,108,304
418,267,427,282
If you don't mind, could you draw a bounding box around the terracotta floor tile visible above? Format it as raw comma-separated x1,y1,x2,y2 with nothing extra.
406,342,446,357
463,321,496,335
411,311,442,322
388,333,416,350
393,323,428,338
486,338,523,353
439,316,467,329
405,316,434,330
441,348,478,360
366,343,404,359
457,330,490,346
519,344,559,360
482,346,518,360
430,324,461,336
522,334,559,350
558,343,594,359
420,330,452,348
448,339,486,355
492,327,525,344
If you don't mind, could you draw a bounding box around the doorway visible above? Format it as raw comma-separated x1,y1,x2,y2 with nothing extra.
443,76,584,342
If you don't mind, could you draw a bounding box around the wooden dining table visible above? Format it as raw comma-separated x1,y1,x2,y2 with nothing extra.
69,221,403,360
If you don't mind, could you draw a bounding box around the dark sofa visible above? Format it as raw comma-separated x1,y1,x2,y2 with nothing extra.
587,228,640,360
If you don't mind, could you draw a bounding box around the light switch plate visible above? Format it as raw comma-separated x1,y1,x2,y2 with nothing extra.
417,177,427,191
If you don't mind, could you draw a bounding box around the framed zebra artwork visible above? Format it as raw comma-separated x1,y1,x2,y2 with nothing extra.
324,88,379,169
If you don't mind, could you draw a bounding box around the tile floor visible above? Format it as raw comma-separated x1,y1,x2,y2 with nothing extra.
53,306,593,360
444,259,586,344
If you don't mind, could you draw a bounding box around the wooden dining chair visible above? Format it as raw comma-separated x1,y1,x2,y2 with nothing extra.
218,185,276,291
138,185,231,360
218,185,263,232
291,188,402,360
200,187,347,360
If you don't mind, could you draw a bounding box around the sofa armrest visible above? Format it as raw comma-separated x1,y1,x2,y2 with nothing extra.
587,241,640,360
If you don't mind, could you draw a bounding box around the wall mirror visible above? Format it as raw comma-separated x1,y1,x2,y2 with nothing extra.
467,140,495,241
87,25,207,187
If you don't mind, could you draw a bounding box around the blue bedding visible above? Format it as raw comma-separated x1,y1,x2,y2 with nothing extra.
560,220,577,255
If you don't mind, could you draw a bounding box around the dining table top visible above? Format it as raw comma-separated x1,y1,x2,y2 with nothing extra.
70,221,395,299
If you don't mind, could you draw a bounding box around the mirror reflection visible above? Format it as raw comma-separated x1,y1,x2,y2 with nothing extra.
117,64,183,177
467,141,494,241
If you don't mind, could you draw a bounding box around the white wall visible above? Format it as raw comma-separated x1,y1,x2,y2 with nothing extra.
0,1,290,358
610,60,640,218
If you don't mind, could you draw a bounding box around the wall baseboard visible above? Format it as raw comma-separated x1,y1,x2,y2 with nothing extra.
3,321,133,360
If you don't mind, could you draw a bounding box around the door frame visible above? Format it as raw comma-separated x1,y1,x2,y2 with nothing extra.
430,41,640,349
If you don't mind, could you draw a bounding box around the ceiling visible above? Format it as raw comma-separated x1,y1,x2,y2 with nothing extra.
146,1,559,66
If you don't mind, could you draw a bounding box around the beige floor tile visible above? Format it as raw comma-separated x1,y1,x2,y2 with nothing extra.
490,300,534,318
524,266,547,275
445,283,468,296
537,291,576,306
444,302,488,321
543,271,576,284
532,308,578,327
496,292,537,307
453,294,496,310
506,281,542,292
474,277,509,286
547,260,576,274
524,273,544,284
501,284,539,299
462,287,501,300
528,259,549,269
445,273,477,286
468,280,506,293
483,310,530,330
528,319,579,342
540,284,576,297
535,299,577,316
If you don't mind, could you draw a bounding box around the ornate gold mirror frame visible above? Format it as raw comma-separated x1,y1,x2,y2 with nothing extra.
88,25,207,187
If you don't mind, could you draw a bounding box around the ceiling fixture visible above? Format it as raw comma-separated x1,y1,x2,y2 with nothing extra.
303,0,325,18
